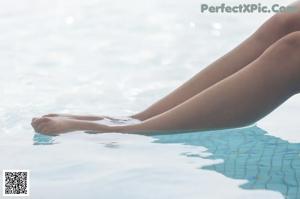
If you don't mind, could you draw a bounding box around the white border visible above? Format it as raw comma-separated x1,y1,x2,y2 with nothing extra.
2,170,30,197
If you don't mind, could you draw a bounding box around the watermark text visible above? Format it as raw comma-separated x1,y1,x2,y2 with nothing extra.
200,3,298,14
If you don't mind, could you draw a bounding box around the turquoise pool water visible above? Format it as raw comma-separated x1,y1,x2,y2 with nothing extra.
0,0,299,198
155,126,300,199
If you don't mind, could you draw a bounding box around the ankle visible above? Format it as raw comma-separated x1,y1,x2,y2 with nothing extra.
130,112,149,121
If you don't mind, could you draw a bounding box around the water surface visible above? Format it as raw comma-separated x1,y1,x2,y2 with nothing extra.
0,0,298,198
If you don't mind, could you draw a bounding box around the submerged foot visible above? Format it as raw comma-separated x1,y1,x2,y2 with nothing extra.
31,117,90,135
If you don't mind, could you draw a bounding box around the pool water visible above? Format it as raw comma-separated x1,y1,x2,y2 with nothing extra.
155,126,300,199
0,0,300,198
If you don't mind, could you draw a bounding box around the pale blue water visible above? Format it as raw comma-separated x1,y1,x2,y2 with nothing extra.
0,0,299,198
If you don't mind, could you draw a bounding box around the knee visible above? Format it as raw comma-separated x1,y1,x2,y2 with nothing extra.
278,32,300,53
272,12,300,33
261,32,300,75
267,32,300,91
256,13,300,42
266,32,300,70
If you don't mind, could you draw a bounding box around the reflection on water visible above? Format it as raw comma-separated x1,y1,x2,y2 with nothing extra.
33,133,56,145
154,126,300,199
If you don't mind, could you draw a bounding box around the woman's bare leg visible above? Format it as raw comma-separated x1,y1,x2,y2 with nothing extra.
122,32,300,133
42,4,300,121
132,5,300,121
32,32,300,135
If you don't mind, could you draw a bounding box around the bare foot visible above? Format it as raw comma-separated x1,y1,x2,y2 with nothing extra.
31,117,107,135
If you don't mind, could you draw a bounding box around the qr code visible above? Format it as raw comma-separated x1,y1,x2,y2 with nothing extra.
2,170,30,196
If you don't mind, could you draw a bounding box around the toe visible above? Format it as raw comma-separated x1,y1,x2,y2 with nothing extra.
40,124,58,135
40,126,50,134
32,117,39,123
37,117,51,123
36,123,44,132
31,117,40,128
36,119,51,132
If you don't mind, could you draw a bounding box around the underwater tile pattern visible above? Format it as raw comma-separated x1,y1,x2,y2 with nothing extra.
155,126,300,199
